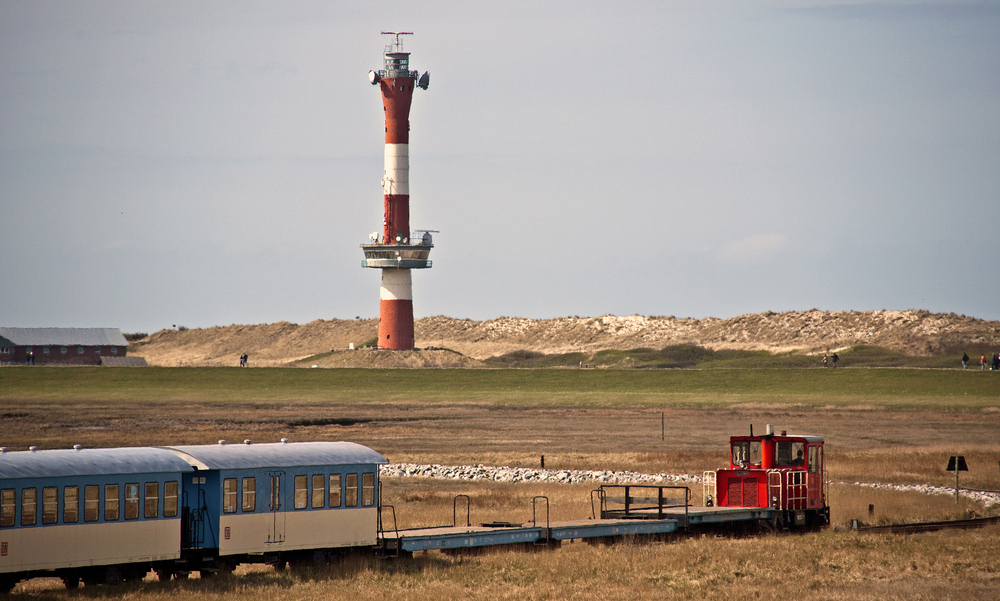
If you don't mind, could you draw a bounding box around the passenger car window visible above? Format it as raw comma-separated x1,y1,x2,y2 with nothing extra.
124,483,139,520
224,478,238,513
362,473,375,507
329,474,341,508
21,488,37,526
145,482,159,518
242,478,256,512
294,475,307,509
64,486,79,523
105,484,119,521
85,485,100,522
1,489,15,527
42,487,58,524
345,474,358,507
312,475,325,509
164,481,178,517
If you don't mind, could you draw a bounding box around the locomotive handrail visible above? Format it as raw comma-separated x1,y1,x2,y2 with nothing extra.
453,494,471,527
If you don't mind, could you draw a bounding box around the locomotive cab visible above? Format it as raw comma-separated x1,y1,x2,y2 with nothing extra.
715,427,829,528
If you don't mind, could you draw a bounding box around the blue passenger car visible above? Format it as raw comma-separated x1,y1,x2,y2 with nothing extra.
0,446,193,590
162,441,387,572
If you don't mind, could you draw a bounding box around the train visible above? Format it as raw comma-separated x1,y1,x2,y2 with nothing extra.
0,440,386,590
0,427,827,591
710,424,830,529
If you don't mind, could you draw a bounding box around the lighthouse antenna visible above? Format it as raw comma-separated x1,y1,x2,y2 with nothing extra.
380,31,413,53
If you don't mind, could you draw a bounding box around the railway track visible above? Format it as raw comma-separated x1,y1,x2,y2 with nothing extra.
854,515,1000,534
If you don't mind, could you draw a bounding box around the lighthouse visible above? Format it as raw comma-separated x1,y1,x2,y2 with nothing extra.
361,32,432,350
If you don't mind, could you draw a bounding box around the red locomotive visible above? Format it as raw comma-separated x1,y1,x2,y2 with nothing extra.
710,424,829,529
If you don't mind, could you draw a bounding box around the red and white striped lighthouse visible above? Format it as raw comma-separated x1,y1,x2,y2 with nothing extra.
361,32,432,350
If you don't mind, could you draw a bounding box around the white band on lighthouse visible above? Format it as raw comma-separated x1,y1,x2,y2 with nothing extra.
380,269,413,301
383,144,409,195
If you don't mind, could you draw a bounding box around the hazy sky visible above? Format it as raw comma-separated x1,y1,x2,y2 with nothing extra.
2,1,998,334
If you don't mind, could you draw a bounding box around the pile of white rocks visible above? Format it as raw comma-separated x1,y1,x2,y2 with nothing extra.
381,463,1000,508
849,480,1000,508
381,463,702,486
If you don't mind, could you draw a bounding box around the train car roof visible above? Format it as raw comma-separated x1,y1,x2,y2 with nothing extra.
731,435,824,442
160,441,388,471
0,447,194,479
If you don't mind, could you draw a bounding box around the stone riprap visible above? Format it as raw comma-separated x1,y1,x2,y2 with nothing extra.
381,463,1000,508
849,480,1000,508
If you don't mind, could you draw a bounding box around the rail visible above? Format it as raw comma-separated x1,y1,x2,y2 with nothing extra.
377,505,401,557
532,496,550,545
589,488,606,520
453,494,471,527
597,485,690,523
853,515,1000,534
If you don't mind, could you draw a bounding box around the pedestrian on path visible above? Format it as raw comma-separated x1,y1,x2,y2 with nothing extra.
962,352,969,369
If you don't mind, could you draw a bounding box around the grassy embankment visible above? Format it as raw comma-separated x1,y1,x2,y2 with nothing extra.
482,343,995,369
2,366,997,408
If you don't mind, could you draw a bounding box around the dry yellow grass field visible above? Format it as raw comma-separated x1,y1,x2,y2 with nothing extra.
1,367,998,599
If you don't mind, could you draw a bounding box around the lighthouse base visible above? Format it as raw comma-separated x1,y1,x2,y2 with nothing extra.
378,299,414,349
378,269,415,350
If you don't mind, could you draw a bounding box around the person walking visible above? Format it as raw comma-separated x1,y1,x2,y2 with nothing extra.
981,354,988,371
993,353,999,371
832,352,839,368
962,352,969,369
822,354,828,368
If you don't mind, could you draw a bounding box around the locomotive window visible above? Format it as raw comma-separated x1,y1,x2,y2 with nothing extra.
294,475,308,509
312,475,325,509
329,474,342,508
242,478,256,512
224,478,238,513
105,484,119,521
164,481,178,517
145,482,159,518
345,473,358,507
732,441,761,466
1,489,15,527
808,446,819,473
125,483,139,520
362,473,375,507
85,485,100,522
776,441,806,467
42,487,58,524
21,488,37,526
64,486,79,523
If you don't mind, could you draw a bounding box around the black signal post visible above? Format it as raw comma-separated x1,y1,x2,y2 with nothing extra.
946,455,968,504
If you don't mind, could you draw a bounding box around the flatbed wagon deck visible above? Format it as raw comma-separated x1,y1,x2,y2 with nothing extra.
383,517,682,553
377,487,780,555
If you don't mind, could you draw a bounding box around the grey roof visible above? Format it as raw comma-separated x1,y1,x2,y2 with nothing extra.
162,441,388,471
0,447,194,480
0,327,128,347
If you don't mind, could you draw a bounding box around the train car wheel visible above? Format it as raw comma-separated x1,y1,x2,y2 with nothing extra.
0,577,17,593
155,568,171,582
60,574,81,589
